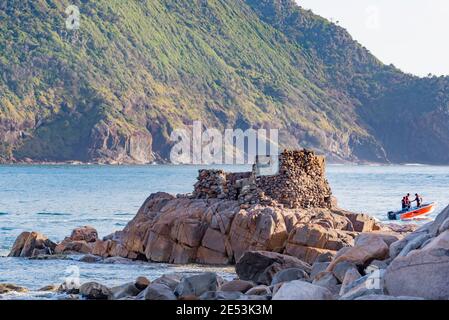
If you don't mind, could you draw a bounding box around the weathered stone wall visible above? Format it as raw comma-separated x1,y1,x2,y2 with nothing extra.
193,170,227,199
192,170,252,200
254,150,332,209
192,149,333,209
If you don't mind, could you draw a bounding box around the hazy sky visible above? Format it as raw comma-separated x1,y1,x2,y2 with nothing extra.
297,0,449,77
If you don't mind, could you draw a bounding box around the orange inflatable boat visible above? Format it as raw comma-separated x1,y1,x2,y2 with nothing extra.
388,203,436,221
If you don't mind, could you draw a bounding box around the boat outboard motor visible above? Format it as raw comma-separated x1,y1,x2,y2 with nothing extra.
388,211,397,220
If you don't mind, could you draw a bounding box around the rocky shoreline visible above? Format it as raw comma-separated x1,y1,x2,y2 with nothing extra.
2,207,448,301
2,150,449,300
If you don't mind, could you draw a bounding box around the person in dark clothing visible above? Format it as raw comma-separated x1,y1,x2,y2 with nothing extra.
413,193,423,207
401,196,407,210
406,193,411,209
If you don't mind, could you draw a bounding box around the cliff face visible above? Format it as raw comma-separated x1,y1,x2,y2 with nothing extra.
1,0,449,164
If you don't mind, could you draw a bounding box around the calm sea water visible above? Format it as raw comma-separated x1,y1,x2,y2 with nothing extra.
1,164,448,298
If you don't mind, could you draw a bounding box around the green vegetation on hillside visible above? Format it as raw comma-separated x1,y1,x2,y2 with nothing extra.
1,0,449,164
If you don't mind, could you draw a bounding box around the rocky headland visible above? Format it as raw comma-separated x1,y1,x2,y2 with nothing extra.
3,150,448,300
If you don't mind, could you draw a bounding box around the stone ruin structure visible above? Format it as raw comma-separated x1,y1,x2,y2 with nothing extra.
192,149,333,209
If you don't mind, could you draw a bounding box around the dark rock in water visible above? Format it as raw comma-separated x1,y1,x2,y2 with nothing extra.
236,251,311,285
143,283,177,300
38,284,58,292
101,256,135,264
174,272,221,298
8,231,56,258
219,280,254,293
79,282,112,300
58,281,80,295
271,268,309,285
79,254,102,263
29,254,71,260
111,282,141,299
0,283,28,294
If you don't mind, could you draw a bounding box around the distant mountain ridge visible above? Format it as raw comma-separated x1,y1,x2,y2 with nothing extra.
1,0,449,164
